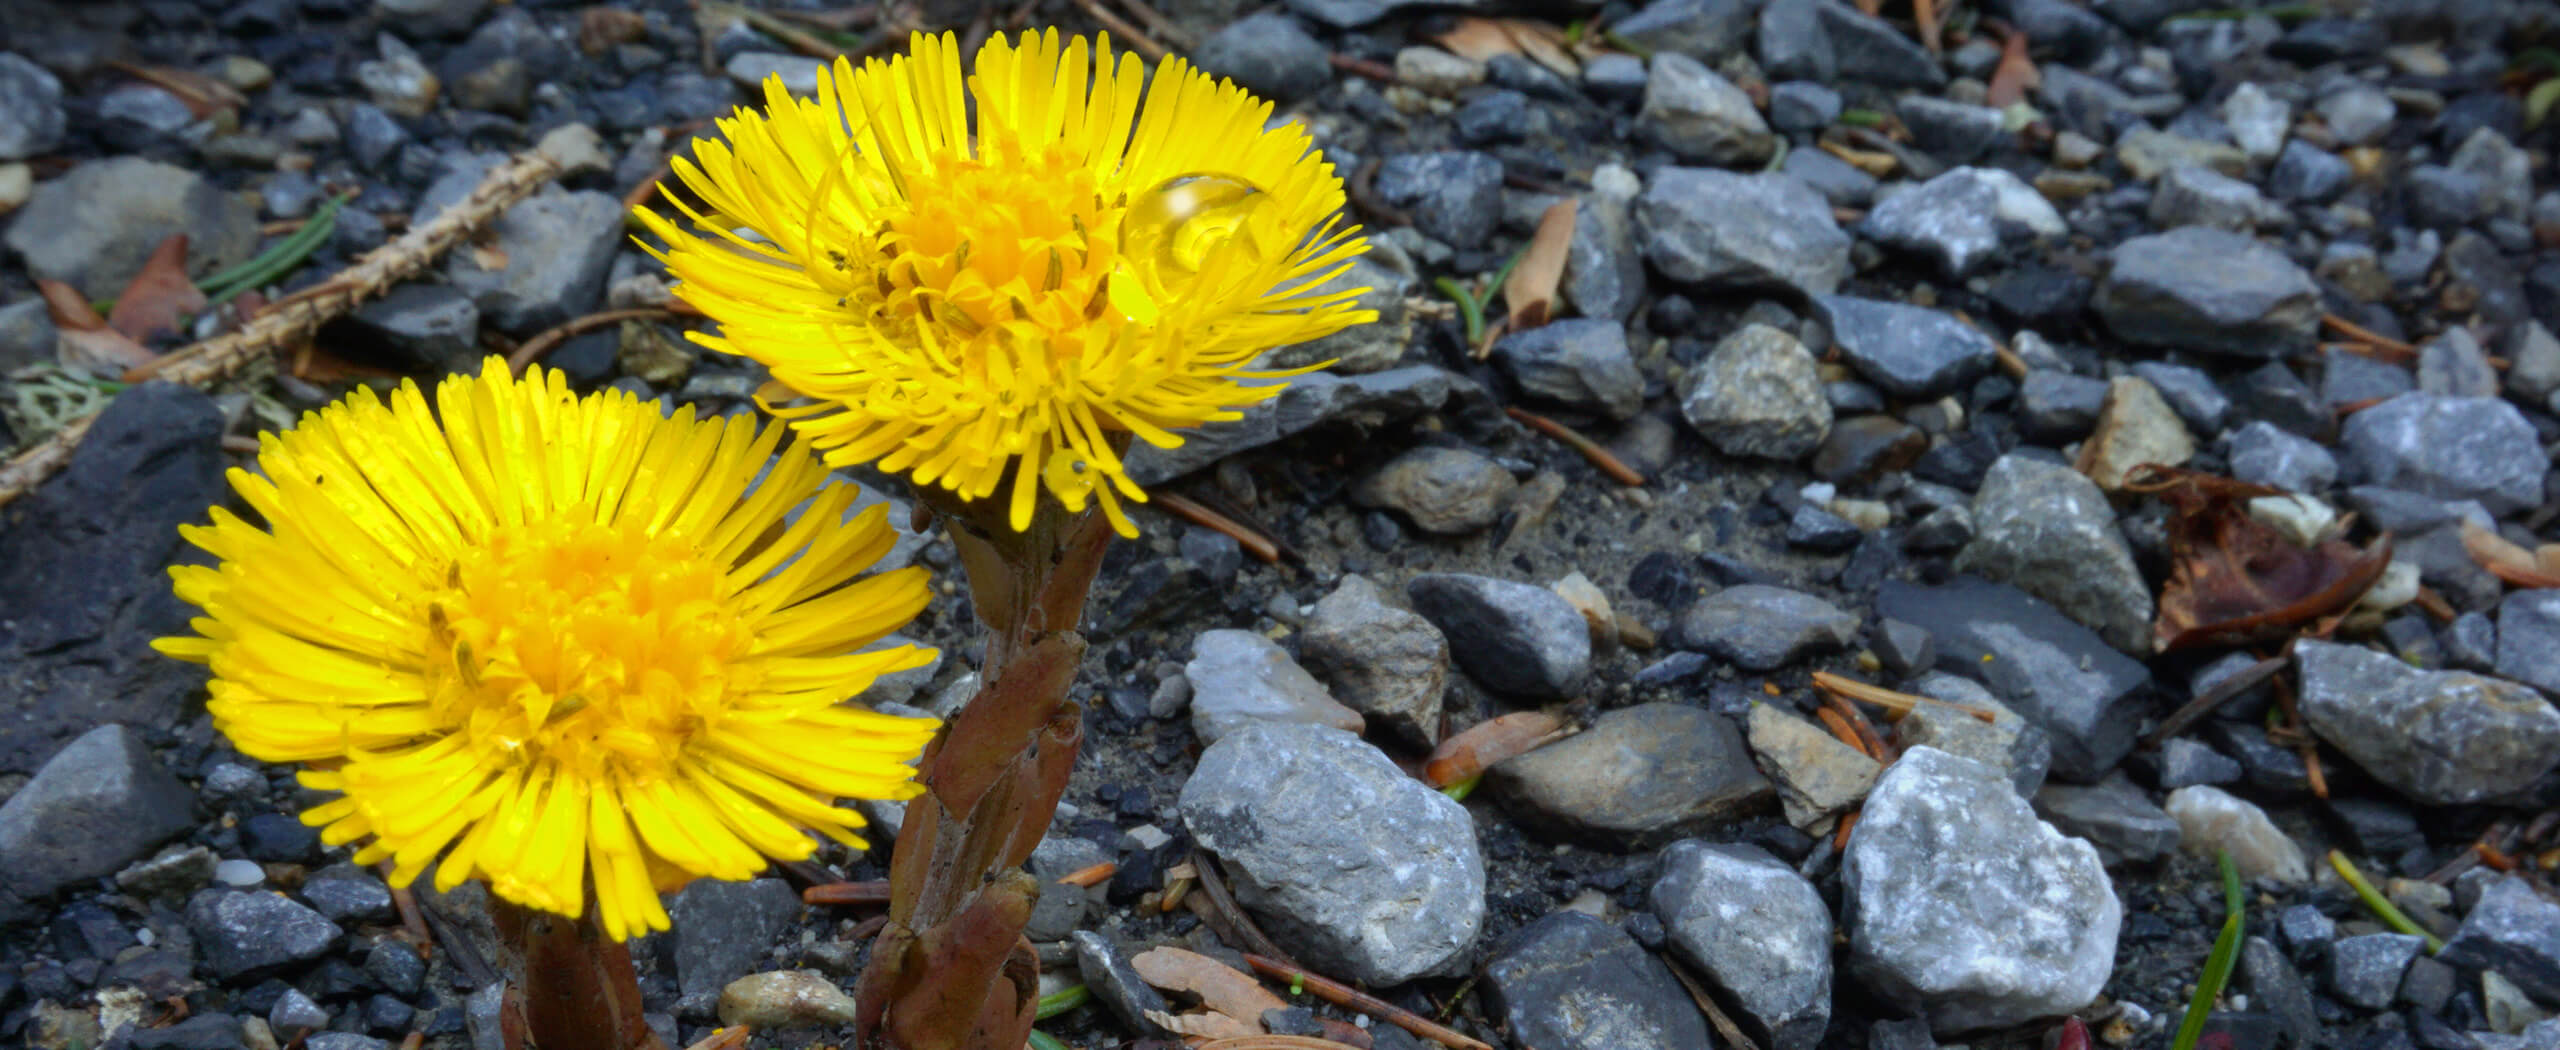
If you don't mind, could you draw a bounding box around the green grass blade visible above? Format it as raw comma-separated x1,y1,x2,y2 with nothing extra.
2327,849,2445,952
1034,983,1089,1021
2171,850,2246,1050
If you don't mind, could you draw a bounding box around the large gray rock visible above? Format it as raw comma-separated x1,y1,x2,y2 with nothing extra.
1651,841,1833,1050
1266,255,1413,374
1190,12,1332,104
1637,168,1850,296
1875,577,2152,781
2295,640,2560,805
1954,454,2154,654
2227,421,2337,493
2340,394,2545,515
446,186,624,333
1815,295,1998,398
1480,912,1713,1050
1374,151,1503,249
1180,722,1483,984
1844,747,2120,1034
1638,53,1774,166
1351,446,1516,536
6,157,260,299
1817,2,1947,87
1679,322,1831,461
1564,165,1647,323
2498,590,2560,696
1284,0,1483,28
1898,673,2051,797
2033,774,2181,866
663,878,802,1001
2095,227,2320,357
1298,575,1449,748
0,53,66,160
0,725,195,922
1486,703,1772,849
2440,875,2560,1004
2148,164,2277,232
1125,366,1465,484
1408,573,1590,701
1493,319,1644,420
1184,629,1365,745
187,888,344,980
1611,0,1755,62
1745,702,1878,830
1859,167,2065,277
1678,584,1859,670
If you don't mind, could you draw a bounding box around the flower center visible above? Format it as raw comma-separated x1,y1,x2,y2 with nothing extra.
421,518,756,777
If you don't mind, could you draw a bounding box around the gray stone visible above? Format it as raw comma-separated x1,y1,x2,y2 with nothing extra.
1651,841,1833,1050
1954,454,2153,654
1581,53,1650,102
1815,295,1998,398
1352,446,1516,536
1874,618,1935,678
2296,639,2560,805
2505,322,2560,404
1184,629,1364,745
2341,393,2544,514
0,54,65,160
1680,322,1831,460
0,297,55,373
2149,164,2276,231
2498,590,2560,696
1638,53,1774,166
1769,81,1842,132
1408,573,1590,701
445,187,624,334
1299,575,1449,749
1563,166,1646,323
2240,936,2323,1047
1845,748,2120,1034
1637,168,1850,296
1025,835,1106,941
663,879,801,1000
1374,151,1503,249
1493,319,1644,420
1071,931,1171,1038
344,104,407,171
1481,911,1713,1050
1487,703,1772,849
1192,13,1331,103
2096,227,2320,357
2223,82,2290,162
2419,328,2499,397
1900,673,2051,797
2441,875,2560,1005
2322,345,2414,407
0,725,195,922
270,988,329,1038
2016,371,2110,442
2450,130,2533,226
1783,147,1879,207
187,888,343,980
101,84,199,138
1817,2,1947,87
1875,576,2152,781
2227,421,2337,493
1746,702,1880,830
2154,737,2243,789
301,864,396,923
379,0,488,38
1612,0,1754,62
1285,0,1481,27
1898,96,2006,163
2327,933,2425,1011
331,284,480,372
722,52,825,95
2165,785,2310,884
1757,0,1836,81
2269,141,2350,203
1125,366,1465,485
1180,722,1482,984
2317,85,2396,146
2033,773,2181,866
1860,167,2066,278
2409,165,2490,230
2078,375,2198,490
6,157,260,299
2133,360,2231,434
1679,584,1859,670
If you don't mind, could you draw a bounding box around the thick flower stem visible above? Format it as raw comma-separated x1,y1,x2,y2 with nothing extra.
489,897,670,1050
853,496,1114,1050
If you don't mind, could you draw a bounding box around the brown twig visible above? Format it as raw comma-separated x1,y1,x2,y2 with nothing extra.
1811,671,1997,723
1819,691,1893,763
2144,649,2288,747
1058,861,1117,888
1345,158,1410,229
1190,852,1299,967
803,880,895,906
1832,810,1860,853
399,1033,424,1050
2321,314,2417,358
1665,959,1765,1050
1068,0,1166,58
1504,406,1645,486
1241,954,1495,1050
1813,705,1876,760
1105,0,1196,48
388,875,434,954
1153,491,1281,564
1328,53,1396,82
505,308,679,375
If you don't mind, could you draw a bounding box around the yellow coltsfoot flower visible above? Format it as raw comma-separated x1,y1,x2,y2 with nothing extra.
156,360,939,940
638,30,1374,536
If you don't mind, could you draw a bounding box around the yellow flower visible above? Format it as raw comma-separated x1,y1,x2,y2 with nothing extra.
637,30,1374,536
155,360,939,940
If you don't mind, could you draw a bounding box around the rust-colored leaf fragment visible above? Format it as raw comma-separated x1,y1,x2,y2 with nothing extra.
1985,26,2040,108
1150,1010,1262,1040
1504,200,1577,332
2462,520,2560,588
1131,947,1288,1022
107,233,208,343
1421,710,1567,787
2126,466,2394,651
1914,0,1942,53
40,279,158,373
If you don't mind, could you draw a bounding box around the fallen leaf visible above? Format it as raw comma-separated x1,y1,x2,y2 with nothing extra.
107,60,247,119
106,233,207,343
2541,544,2560,576
1422,711,1567,787
1498,20,1581,78
2463,520,2560,588
1432,18,1521,63
1147,1010,1261,1040
2126,466,2394,652
1131,947,1288,1023
1503,200,1577,332
471,241,511,271
1986,26,2041,108
1915,0,1942,54
39,279,157,374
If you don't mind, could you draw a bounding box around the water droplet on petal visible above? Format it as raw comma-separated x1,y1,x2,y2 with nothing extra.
1041,447,1098,505
1109,173,1271,324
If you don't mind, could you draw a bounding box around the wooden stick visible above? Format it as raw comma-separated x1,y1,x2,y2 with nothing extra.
1328,53,1395,83
1505,406,1644,486
1819,691,1892,763
1812,706,1875,760
803,880,894,906
1811,671,1997,723
2321,313,2416,356
1243,954,1496,1050
1152,491,1281,564
505,308,679,375
1665,957,1765,1050
1068,0,1165,58
1105,0,1196,49
1832,810,1860,852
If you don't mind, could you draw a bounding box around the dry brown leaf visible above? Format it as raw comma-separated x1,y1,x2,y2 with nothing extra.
39,279,157,373
1985,27,2040,108
578,6,650,54
1817,139,1899,177
1131,947,1289,1022
2128,466,2395,651
2462,520,2560,588
2540,544,2560,576
1915,0,1943,53
1422,711,1567,787
1148,1009,1261,1040
1431,18,1523,64
1499,20,1580,78
1503,200,1577,332
106,233,207,343
1854,0,1882,14
107,60,247,119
